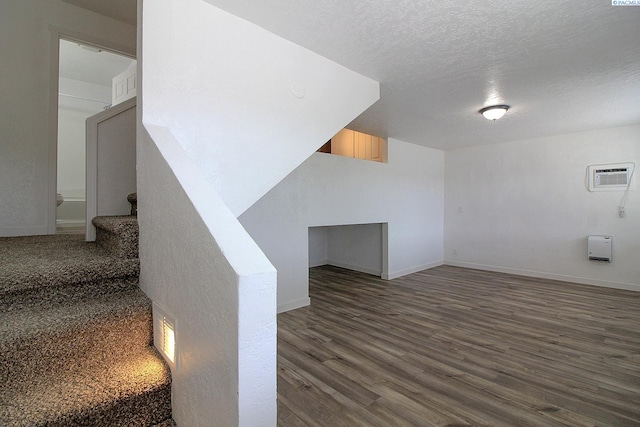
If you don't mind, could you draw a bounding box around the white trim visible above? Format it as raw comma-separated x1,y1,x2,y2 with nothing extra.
309,259,328,268
383,261,444,280
48,25,135,58
382,223,389,279
327,260,382,277
60,196,86,203
277,297,310,313
48,27,136,236
48,33,60,234
85,97,137,241
444,260,640,293
0,226,49,237
56,219,85,226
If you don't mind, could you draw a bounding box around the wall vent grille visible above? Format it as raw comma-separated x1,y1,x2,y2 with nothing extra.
588,163,634,192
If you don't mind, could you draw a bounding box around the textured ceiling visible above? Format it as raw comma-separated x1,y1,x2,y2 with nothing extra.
64,0,640,150
202,0,640,150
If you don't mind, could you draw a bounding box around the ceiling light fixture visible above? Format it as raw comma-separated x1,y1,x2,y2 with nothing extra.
479,104,510,121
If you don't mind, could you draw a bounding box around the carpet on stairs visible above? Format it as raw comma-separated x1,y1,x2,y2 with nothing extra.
0,234,139,308
0,226,173,427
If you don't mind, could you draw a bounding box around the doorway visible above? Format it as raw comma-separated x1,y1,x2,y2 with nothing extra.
56,39,135,234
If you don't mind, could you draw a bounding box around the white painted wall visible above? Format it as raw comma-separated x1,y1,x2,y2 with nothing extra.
327,223,384,276
0,0,136,236
85,98,137,241
59,77,111,111
308,227,329,267
57,78,111,201
445,124,640,290
138,125,277,427
240,139,445,312
56,200,85,228
142,0,379,217
309,224,384,274
96,104,137,214
112,62,137,106
57,107,90,199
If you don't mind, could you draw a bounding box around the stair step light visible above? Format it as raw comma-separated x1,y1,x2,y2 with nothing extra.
153,302,177,368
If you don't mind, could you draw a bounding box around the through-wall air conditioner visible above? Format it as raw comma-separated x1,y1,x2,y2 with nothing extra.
588,163,635,192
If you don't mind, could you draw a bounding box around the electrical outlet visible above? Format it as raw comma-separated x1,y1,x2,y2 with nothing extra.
619,206,626,218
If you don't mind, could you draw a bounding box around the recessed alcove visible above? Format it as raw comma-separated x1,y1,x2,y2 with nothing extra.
308,223,386,277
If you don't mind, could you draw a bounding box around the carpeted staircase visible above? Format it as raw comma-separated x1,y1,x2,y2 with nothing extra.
0,210,174,426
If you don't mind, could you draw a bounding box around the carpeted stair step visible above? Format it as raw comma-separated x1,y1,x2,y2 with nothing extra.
1,216,173,425
0,347,171,427
93,215,139,259
0,235,139,312
1,287,154,386
0,287,172,426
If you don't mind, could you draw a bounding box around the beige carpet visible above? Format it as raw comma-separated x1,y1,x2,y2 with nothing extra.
0,219,173,426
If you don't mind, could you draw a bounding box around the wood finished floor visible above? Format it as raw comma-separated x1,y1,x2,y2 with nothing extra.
277,265,640,427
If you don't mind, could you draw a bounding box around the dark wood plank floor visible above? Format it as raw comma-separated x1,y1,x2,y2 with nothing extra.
277,265,640,427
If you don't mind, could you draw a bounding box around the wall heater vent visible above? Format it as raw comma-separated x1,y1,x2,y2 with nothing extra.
588,163,634,192
588,235,612,262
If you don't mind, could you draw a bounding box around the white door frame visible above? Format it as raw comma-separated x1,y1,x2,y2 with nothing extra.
47,27,135,234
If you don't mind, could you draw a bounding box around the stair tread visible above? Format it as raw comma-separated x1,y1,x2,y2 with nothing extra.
1,223,172,425
0,234,138,296
93,216,139,259
92,215,138,233
0,347,171,427
1,287,151,347
1,288,155,390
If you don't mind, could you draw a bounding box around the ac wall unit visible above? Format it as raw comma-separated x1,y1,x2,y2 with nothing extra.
588,163,635,192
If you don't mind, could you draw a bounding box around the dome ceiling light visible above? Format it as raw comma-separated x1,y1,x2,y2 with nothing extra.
479,104,510,121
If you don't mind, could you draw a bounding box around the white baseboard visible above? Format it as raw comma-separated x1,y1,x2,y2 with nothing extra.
383,260,444,280
309,259,328,268
445,260,640,293
278,297,310,313
0,226,49,237
56,219,85,227
327,260,382,276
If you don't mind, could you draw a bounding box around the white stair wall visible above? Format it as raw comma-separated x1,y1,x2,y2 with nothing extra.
142,0,379,217
140,0,379,424
138,125,277,427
